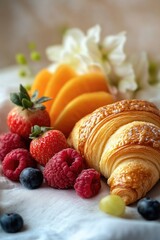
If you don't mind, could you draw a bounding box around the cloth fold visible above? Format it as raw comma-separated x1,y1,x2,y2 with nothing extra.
0,67,160,240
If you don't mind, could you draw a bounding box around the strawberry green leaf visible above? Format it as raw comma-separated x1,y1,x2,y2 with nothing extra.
19,92,30,102
20,84,31,100
22,98,33,109
34,96,52,104
30,125,42,139
10,93,22,106
29,125,53,139
31,90,39,101
10,84,52,111
31,105,46,111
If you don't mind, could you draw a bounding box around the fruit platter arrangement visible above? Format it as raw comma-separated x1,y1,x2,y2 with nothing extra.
1,25,160,239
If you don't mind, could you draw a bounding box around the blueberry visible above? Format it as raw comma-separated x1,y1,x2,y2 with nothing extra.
137,197,160,220
0,213,23,233
20,167,43,189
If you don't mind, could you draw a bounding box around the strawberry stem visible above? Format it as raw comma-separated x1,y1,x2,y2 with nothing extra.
29,125,53,139
10,84,52,111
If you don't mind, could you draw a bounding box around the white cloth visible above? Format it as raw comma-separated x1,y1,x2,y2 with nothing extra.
0,67,160,240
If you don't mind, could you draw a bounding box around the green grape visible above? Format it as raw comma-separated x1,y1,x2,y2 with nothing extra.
30,51,41,61
16,54,27,65
99,195,125,217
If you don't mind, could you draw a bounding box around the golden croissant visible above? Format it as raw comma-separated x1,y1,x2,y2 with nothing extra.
68,99,160,205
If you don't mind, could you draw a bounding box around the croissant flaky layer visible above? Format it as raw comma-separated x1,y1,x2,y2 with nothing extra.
68,99,160,205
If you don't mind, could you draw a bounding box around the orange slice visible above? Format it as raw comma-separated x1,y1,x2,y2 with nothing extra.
53,91,114,137
30,69,52,97
50,72,109,126
43,64,77,112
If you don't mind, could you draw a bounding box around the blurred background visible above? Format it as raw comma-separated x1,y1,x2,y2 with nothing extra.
1,0,160,69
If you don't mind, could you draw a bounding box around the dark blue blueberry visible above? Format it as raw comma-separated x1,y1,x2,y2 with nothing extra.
20,167,43,189
0,213,23,233
137,197,160,220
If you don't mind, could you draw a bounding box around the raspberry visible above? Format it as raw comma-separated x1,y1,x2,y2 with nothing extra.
2,148,37,181
0,132,27,161
44,148,84,189
74,169,101,198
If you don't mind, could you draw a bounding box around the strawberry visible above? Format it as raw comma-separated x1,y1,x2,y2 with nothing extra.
29,125,68,166
7,85,51,139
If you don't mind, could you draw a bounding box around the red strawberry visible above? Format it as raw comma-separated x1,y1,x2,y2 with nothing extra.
7,85,51,139
29,125,68,166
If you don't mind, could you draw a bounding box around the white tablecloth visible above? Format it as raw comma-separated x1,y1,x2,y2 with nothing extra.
0,67,160,240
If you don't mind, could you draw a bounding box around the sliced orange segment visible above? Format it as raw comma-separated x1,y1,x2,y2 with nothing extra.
44,64,77,112
30,69,52,97
50,72,109,126
54,91,114,137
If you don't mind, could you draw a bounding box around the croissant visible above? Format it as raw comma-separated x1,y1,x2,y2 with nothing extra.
68,99,160,205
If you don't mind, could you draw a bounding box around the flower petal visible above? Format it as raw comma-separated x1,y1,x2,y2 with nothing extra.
86,40,101,62
46,45,62,62
87,25,101,43
64,28,85,44
103,32,126,65
63,35,79,53
114,62,137,93
130,52,150,88
135,83,160,108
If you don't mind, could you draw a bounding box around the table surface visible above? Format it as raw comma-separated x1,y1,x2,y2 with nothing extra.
1,2,160,237
0,66,160,240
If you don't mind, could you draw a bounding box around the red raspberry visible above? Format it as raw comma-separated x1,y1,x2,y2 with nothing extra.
44,148,84,189
0,132,27,161
2,148,36,181
74,169,101,198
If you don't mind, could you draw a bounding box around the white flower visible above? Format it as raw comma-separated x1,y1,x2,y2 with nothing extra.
129,53,160,108
46,25,130,73
46,25,160,107
102,32,138,97
135,83,160,108
46,26,97,73
84,30,130,75
102,32,127,65
115,62,137,91
130,52,150,89
113,52,156,100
